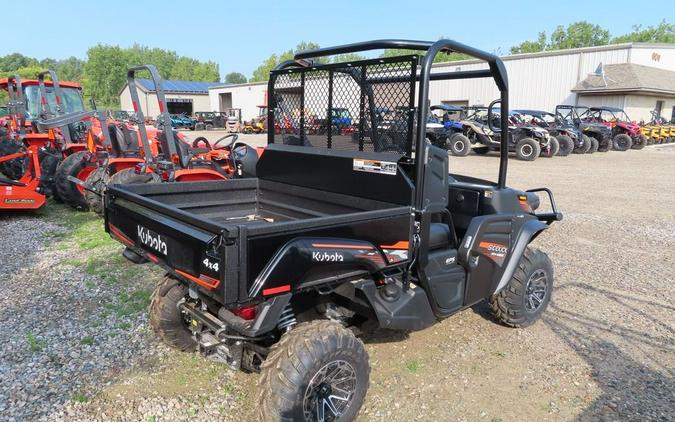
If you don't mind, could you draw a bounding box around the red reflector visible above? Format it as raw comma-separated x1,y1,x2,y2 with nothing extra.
158,101,164,113
262,285,291,296
132,101,138,112
232,305,257,320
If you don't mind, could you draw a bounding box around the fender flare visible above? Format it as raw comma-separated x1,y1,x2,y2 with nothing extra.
493,218,549,294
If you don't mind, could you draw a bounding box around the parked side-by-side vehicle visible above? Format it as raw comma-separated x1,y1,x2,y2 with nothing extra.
103,39,561,421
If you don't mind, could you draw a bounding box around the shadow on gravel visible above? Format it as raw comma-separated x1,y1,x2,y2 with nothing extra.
543,283,674,421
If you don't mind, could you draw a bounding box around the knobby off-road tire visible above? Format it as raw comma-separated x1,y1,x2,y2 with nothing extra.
555,135,573,157
84,167,106,216
107,167,161,186
588,136,599,154
149,276,197,351
257,320,370,422
54,151,91,210
0,133,28,180
489,247,553,328
631,135,647,150
613,134,632,151
574,135,591,154
541,137,559,158
473,146,490,155
448,133,471,156
515,138,540,161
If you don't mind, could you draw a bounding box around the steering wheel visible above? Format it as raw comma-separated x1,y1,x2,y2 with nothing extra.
192,136,211,149
213,133,239,150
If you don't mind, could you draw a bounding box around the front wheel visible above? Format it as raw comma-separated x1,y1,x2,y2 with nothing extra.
448,133,471,156
541,136,559,158
489,248,553,328
588,136,599,153
515,138,540,161
257,320,370,422
631,135,646,150
54,151,94,210
84,166,106,215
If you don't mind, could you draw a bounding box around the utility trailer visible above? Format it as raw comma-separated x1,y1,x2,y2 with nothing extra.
104,39,561,421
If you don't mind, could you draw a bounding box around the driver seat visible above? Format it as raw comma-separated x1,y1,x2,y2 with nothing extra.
159,130,191,168
108,124,140,157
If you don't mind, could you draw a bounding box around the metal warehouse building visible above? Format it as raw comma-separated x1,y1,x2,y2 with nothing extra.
119,79,219,117
208,42,675,123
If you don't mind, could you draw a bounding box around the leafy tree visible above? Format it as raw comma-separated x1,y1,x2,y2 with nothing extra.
510,32,547,54
548,21,610,50
225,72,247,84
611,20,675,44
82,45,130,108
250,42,325,82
0,53,38,72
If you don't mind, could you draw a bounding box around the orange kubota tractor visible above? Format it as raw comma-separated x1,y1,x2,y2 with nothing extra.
80,65,262,214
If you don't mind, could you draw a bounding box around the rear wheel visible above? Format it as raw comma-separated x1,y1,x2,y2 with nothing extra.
149,276,197,351
515,138,540,161
448,133,471,156
257,320,370,422
84,167,106,216
54,151,93,210
574,135,591,154
489,248,553,328
555,135,573,157
107,167,160,186
613,134,632,151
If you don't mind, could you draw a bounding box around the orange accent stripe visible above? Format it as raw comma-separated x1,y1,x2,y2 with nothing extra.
109,224,134,247
146,253,160,264
175,269,220,289
263,285,291,296
311,243,373,250
380,241,409,249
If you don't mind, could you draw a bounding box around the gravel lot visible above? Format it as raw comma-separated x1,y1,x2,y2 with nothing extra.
0,140,673,421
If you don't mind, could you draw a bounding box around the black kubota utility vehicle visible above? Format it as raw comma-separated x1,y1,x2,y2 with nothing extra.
104,39,561,422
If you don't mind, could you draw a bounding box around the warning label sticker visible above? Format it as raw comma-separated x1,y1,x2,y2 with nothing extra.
353,159,397,176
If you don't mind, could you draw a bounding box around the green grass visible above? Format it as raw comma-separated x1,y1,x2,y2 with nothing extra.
104,288,153,318
26,333,45,352
148,416,156,422
117,322,132,330
80,336,95,346
405,360,420,373
71,391,88,403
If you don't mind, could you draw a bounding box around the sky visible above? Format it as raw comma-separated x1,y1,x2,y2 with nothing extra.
4,0,672,80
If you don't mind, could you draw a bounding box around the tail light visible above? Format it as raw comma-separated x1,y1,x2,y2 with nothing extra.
232,305,257,320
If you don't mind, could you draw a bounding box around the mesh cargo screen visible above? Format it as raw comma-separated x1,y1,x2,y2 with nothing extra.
269,56,418,155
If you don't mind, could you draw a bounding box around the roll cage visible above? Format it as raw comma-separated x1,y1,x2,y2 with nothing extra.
267,39,510,201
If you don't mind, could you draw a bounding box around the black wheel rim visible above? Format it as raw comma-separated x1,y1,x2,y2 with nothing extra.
303,360,357,422
525,269,548,313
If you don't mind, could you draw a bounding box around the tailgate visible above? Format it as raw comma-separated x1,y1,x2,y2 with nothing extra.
105,194,226,292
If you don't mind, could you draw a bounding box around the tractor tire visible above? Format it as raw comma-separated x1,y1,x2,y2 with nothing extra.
631,135,646,150
515,138,540,161
84,167,106,216
448,133,471,156
54,151,93,210
489,247,553,328
0,135,28,180
555,135,573,157
574,135,591,154
613,134,632,151
473,146,490,155
588,136,599,154
107,167,161,187
149,276,197,351
38,147,63,199
541,137,559,158
257,320,370,422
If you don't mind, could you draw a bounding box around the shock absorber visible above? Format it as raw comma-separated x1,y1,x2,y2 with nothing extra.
276,303,297,332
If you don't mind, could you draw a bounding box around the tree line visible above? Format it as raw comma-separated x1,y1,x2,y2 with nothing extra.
0,20,672,107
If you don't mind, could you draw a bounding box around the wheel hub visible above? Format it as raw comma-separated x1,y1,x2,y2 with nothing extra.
303,360,357,422
525,269,548,313
521,144,533,157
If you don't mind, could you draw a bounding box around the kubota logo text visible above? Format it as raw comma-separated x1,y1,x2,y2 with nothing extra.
137,226,167,255
312,252,344,262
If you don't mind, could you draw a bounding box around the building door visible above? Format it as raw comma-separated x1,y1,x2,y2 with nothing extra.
220,93,233,111
167,99,193,115
655,100,664,118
